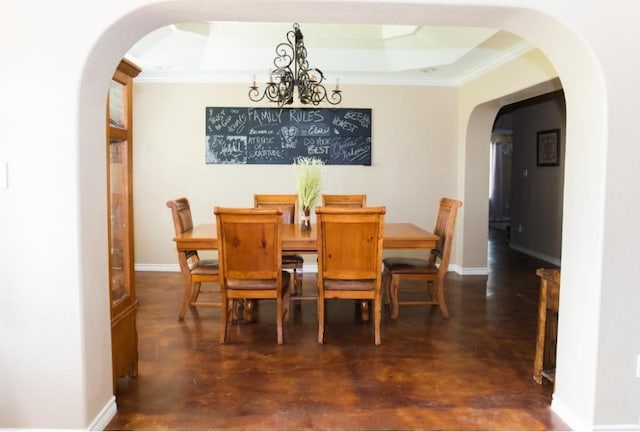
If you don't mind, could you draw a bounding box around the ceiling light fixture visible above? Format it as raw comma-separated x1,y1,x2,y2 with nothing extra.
249,23,342,107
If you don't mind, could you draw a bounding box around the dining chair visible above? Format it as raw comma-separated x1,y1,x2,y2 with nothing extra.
166,197,221,320
254,194,304,296
321,194,367,207
315,206,386,345
214,207,291,344
321,193,369,318
382,197,462,319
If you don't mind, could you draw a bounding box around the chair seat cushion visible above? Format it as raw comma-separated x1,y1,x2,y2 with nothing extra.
227,271,291,290
282,254,304,265
191,259,219,275
198,259,218,267
324,279,374,291
383,257,437,274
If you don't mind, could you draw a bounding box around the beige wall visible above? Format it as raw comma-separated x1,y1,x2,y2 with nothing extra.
133,83,459,266
509,93,566,264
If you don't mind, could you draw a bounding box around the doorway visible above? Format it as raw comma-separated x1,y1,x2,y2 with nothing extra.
489,90,566,267
490,113,513,240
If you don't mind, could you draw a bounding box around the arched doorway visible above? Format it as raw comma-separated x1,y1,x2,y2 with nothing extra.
76,3,606,429
489,90,566,265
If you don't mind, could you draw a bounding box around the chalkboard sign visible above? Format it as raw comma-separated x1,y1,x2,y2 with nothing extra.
205,107,372,165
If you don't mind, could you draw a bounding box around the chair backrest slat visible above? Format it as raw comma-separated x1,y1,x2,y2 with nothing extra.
254,194,298,224
321,194,367,208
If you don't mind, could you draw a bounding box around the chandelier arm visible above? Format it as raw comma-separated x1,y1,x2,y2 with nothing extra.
249,83,284,103
326,89,342,105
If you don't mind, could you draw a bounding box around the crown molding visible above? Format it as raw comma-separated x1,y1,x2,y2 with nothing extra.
130,40,536,88
454,40,536,85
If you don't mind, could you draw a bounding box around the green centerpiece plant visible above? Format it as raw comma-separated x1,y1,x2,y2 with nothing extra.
293,156,323,230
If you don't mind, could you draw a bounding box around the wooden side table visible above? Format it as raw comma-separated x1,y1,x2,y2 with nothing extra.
534,268,561,384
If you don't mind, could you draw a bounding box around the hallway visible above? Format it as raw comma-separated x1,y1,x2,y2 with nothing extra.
106,228,567,430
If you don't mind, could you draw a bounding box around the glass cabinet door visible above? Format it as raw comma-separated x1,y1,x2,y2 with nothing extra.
108,137,132,306
109,80,126,129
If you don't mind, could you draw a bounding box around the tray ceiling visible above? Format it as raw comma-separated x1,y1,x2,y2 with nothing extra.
127,21,533,86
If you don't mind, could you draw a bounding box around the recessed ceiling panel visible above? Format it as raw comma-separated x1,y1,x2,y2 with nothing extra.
127,21,529,85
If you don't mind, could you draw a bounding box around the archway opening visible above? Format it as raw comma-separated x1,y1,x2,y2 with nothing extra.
77,3,606,429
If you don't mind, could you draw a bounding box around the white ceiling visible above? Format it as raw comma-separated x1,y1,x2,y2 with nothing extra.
127,21,534,86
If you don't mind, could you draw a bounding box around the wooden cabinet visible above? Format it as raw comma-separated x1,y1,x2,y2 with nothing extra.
107,58,141,390
533,268,560,384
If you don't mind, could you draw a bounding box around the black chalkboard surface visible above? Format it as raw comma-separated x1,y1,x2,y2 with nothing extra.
205,107,372,165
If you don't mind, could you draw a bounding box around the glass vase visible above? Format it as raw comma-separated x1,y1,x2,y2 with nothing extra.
301,208,311,231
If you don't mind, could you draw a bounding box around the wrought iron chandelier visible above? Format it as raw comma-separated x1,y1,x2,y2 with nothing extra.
249,23,342,107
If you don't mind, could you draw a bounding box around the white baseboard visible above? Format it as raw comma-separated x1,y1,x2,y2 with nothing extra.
551,395,591,431
592,424,640,431
89,395,117,430
302,263,318,273
135,263,180,272
551,395,639,431
453,264,489,275
509,242,561,266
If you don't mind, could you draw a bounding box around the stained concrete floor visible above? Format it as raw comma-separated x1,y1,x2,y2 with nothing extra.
107,228,567,430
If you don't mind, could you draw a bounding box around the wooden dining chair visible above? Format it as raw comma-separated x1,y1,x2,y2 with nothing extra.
214,207,291,344
254,194,304,296
315,206,386,345
321,193,369,318
321,194,367,207
166,197,221,320
382,197,462,319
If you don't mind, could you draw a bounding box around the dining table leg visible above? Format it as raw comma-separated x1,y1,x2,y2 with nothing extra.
244,299,259,322
358,300,370,322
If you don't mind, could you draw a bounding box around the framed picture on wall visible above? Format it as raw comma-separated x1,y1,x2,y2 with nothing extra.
537,129,560,166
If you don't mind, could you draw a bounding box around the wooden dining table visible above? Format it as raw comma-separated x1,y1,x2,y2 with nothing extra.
172,222,438,321
173,222,439,252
